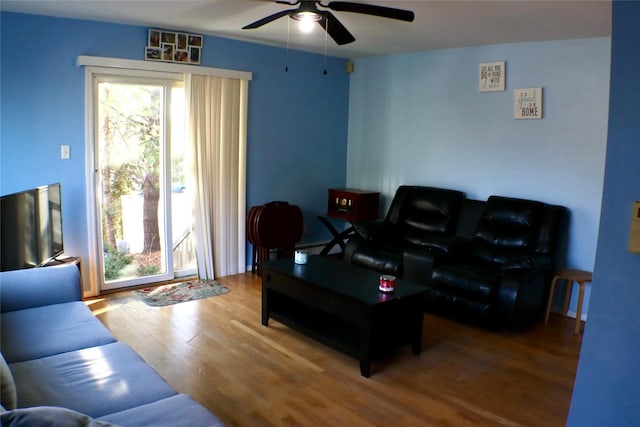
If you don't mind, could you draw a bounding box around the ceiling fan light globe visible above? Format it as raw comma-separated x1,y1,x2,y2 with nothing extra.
291,11,322,22
291,11,321,33
299,18,316,33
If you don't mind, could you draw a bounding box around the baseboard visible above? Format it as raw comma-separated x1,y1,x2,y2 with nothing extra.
566,310,588,322
245,241,341,272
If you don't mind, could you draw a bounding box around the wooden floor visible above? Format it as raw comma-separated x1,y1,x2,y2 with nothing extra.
87,272,583,427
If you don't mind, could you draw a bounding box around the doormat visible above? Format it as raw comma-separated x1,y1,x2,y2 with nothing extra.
134,280,229,307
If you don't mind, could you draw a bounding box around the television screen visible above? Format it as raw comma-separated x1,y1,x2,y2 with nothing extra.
0,183,64,271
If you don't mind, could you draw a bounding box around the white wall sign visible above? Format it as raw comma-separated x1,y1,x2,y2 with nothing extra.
514,87,543,119
479,61,505,92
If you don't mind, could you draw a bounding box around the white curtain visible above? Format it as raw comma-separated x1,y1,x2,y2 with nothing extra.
186,74,248,279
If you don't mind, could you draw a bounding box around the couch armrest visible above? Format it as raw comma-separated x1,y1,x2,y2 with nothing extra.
402,248,438,285
343,234,362,264
352,219,388,241
497,267,548,330
0,264,81,313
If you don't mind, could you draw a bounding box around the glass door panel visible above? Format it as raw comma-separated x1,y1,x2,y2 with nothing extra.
96,80,182,289
169,87,197,276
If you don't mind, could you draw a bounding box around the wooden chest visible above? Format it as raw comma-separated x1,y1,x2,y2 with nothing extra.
327,188,380,222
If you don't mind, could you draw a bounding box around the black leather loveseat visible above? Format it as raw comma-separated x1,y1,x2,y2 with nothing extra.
343,185,569,330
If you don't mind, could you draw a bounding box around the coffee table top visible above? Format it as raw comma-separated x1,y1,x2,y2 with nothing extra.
261,255,427,305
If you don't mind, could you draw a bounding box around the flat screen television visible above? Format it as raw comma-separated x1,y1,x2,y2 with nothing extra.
0,183,64,272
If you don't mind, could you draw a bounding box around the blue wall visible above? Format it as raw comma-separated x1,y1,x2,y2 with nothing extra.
568,2,640,425
347,38,611,316
0,12,350,271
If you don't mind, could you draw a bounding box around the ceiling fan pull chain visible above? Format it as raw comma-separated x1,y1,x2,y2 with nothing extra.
323,15,328,75
285,17,290,72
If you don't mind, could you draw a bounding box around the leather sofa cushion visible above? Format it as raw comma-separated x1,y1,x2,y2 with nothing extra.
472,241,531,266
428,288,492,316
400,201,451,236
389,186,464,237
408,234,468,254
472,196,543,265
431,262,501,303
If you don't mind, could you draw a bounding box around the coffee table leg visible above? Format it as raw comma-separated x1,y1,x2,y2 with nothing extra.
411,309,424,355
412,338,422,355
359,327,372,378
360,358,371,378
359,315,373,377
262,286,269,326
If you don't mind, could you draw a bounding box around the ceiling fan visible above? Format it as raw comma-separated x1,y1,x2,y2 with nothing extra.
242,1,415,46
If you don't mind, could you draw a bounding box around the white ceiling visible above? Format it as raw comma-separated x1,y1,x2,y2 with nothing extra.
0,0,612,58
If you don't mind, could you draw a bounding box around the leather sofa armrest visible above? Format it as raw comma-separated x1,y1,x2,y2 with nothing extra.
402,237,472,285
343,220,394,266
497,268,548,330
343,235,364,263
402,248,437,285
352,219,389,241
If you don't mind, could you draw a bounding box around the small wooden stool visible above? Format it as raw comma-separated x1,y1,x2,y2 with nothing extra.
545,268,593,334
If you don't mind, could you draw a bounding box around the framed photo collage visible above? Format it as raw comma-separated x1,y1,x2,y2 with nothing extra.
145,29,202,65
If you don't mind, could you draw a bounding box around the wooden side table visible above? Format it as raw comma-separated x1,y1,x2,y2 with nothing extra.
545,268,593,334
319,188,380,256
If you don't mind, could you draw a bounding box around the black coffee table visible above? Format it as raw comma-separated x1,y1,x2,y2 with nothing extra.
261,255,427,377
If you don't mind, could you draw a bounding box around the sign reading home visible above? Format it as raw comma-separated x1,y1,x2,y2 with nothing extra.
514,88,543,119
479,61,505,92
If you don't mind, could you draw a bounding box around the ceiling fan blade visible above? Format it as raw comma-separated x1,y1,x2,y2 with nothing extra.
242,9,295,29
326,1,415,22
319,11,356,45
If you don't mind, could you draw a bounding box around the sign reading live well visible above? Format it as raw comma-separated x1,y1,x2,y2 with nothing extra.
514,88,543,119
479,61,505,92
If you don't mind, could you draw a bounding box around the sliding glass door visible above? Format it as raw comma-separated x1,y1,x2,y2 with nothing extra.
93,74,196,290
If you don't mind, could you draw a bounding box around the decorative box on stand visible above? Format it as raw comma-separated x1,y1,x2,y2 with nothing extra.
327,188,380,222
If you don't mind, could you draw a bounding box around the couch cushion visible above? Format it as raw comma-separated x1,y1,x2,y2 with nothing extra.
388,186,464,238
1,352,17,410
0,406,116,427
99,394,224,427
9,342,177,418
1,302,116,363
472,196,543,265
428,288,492,317
431,262,501,303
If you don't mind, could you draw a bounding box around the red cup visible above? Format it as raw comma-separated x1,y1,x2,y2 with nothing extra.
378,275,396,293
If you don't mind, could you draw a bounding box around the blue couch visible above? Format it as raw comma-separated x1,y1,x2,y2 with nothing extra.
0,264,223,426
